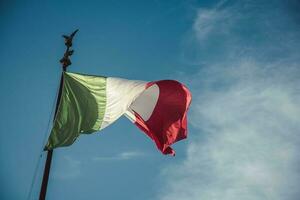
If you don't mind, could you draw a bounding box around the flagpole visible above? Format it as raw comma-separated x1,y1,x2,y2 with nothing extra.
39,29,78,200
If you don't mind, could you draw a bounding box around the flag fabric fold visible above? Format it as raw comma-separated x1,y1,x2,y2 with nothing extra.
45,72,191,155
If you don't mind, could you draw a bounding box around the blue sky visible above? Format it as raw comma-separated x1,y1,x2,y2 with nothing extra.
1,0,300,200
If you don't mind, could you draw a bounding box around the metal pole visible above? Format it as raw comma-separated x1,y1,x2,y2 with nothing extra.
38,72,64,200
39,149,53,200
39,29,78,200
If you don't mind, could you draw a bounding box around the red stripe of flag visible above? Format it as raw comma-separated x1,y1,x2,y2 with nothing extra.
132,80,192,155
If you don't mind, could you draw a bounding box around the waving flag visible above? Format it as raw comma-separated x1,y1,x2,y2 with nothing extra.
45,72,191,155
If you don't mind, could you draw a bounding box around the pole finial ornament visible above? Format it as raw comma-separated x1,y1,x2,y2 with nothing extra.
59,29,79,71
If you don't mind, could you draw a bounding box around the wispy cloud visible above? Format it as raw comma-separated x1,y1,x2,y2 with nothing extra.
159,1,300,200
160,60,300,200
51,151,144,180
52,156,81,180
92,151,144,161
193,3,232,41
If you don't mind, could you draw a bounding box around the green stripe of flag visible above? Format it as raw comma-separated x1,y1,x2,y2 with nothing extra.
45,72,107,150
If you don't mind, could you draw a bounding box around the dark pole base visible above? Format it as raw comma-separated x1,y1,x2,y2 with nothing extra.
39,150,53,200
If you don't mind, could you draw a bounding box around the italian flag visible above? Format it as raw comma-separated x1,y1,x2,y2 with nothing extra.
45,72,192,155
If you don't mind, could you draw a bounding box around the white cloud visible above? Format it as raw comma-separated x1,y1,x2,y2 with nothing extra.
92,151,144,161
159,59,300,200
158,1,300,200
193,7,232,41
52,156,81,180
51,151,143,180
